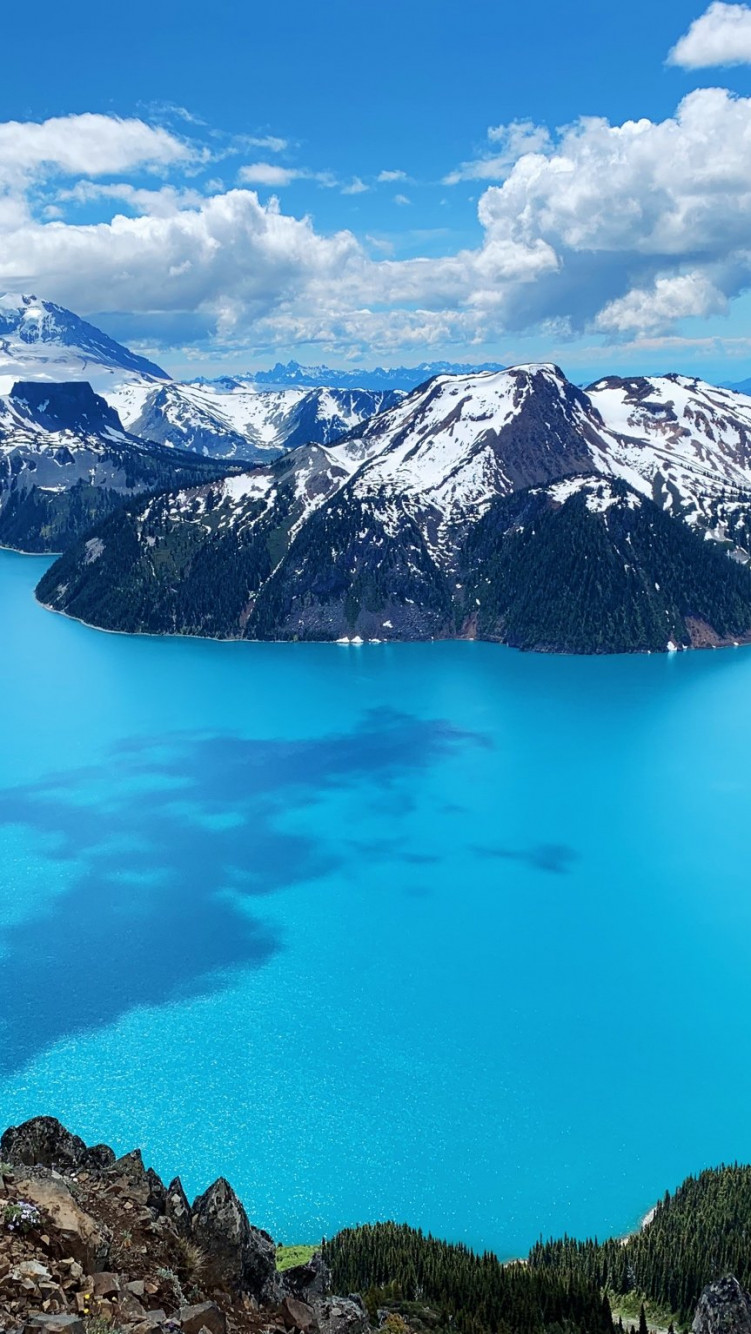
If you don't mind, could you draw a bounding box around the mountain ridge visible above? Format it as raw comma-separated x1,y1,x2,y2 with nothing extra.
35,363,751,652
0,379,239,553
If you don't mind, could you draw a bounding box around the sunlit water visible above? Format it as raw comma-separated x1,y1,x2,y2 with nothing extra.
2,548,751,1255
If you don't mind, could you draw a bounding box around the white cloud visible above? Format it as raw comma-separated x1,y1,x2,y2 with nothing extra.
237,162,301,186
245,135,288,153
378,169,407,182
595,273,728,334
60,181,206,217
342,177,369,195
7,92,751,356
445,119,552,183
0,113,190,178
237,162,338,189
668,2,751,68
394,194,411,206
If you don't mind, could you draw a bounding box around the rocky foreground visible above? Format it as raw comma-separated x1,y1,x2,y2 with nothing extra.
1,1117,750,1334
0,1118,362,1334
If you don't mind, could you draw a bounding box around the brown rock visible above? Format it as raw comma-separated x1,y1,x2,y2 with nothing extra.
132,1310,167,1334
92,1272,121,1298
117,1290,148,1322
15,1176,111,1273
179,1301,227,1334
281,1295,317,1332
25,1317,85,1334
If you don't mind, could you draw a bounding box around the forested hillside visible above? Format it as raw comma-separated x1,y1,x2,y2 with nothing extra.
324,1167,751,1334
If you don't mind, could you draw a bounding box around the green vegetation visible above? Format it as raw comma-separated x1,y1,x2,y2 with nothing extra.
323,1221,615,1334
460,481,751,653
34,468,751,652
530,1165,751,1324
324,1167,751,1334
276,1244,319,1272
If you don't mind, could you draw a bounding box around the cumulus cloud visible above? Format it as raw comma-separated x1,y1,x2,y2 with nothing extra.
0,113,190,178
6,92,751,355
595,273,728,334
378,169,407,182
445,119,553,183
342,177,369,195
668,2,751,68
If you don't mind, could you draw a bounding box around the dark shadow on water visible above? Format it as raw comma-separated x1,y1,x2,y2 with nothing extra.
0,709,477,1075
472,842,578,875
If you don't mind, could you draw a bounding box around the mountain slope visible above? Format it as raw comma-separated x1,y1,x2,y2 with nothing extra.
0,381,238,553
36,363,751,652
0,293,168,390
107,380,403,462
587,373,751,548
458,475,751,652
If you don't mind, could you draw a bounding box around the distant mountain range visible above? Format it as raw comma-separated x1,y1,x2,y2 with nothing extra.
37,364,751,653
724,377,751,396
195,359,507,392
108,380,403,462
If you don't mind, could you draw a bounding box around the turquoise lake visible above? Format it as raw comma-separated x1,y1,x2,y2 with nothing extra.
2,546,751,1256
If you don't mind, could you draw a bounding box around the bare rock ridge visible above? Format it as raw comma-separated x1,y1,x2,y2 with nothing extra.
0,1116,360,1334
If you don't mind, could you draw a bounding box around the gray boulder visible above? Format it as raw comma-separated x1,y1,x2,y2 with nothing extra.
312,1296,370,1334
1,1117,87,1171
191,1177,276,1299
693,1278,751,1334
179,1302,227,1334
283,1253,331,1302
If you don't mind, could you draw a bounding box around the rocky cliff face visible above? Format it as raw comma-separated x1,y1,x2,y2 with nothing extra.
0,1117,363,1334
692,1277,751,1334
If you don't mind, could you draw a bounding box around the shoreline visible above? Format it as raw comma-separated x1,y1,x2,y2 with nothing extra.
33,592,751,656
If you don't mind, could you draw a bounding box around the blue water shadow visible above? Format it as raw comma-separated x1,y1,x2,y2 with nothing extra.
0,709,476,1073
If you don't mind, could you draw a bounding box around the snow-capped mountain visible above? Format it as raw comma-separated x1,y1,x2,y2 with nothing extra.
0,380,237,553
106,379,403,462
0,294,168,392
587,374,751,524
200,359,506,393
37,362,751,651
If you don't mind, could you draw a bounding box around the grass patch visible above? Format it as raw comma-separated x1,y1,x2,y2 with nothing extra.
276,1244,318,1272
608,1290,682,1331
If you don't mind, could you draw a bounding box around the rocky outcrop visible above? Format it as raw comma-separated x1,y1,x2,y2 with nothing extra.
0,1115,364,1334
165,1177,192,1237
283,1254,331,1303
13,1176,111,1272
692,1277,751,1334
312,1296,370,1334
191,1177,277,1300
1,1119,88,1172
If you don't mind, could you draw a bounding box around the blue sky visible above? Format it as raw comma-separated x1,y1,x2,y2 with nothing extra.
3,0,751,381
